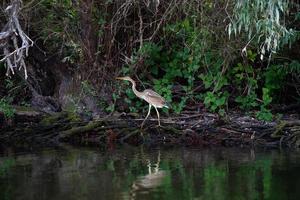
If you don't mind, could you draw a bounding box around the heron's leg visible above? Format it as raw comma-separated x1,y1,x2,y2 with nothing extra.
154,151,161,173
141,104,152,127
154,106,161,126
147,159,152,174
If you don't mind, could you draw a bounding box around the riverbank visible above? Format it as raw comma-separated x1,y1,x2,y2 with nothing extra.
1,106,299,148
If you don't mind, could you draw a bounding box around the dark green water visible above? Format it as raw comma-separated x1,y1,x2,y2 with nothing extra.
1,146,300,200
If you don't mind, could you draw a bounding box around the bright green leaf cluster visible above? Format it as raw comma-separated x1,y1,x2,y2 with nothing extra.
0,98,15,119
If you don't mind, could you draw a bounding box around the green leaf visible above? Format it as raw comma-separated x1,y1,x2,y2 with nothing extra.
151,66,159,75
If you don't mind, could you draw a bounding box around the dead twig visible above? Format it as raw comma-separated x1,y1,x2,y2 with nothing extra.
0,0,33,79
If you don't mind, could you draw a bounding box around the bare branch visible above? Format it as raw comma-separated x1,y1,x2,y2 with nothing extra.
0,0,33,79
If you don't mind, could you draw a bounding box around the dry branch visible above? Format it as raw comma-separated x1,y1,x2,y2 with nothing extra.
0,0,33,79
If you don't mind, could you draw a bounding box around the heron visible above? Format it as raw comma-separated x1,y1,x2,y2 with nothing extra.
116,76,169,127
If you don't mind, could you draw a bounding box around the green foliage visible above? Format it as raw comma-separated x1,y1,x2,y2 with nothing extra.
153,79,172,103
110,7,299,120
232,59,260,110
264,64,287,98
172,97,187,114
105,93,119,113
0,98,15,119
36,0,82,63
81,80,97,97
230,55,296,121
118,16,297,120
0,74,31,109
256,88,273,121
228,0,296,58
0,158,15,177
123,18,214,114
289,60,300,72
198,56,229,114
11,0,298,121
235,93,258,110
228,50,290,121
197,48,296,121
203,91,228,115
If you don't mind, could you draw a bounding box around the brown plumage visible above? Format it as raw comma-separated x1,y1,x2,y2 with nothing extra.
116,76,169,127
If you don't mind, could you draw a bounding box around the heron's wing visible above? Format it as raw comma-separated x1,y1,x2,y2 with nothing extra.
144,89,164,99
143,89,167,108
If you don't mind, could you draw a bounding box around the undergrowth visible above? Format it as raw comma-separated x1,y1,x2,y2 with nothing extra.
116,18,300,121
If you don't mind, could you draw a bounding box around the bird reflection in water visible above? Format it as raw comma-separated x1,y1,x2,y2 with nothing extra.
130,151,166,199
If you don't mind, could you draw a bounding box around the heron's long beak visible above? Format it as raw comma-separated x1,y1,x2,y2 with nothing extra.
115,77,124,80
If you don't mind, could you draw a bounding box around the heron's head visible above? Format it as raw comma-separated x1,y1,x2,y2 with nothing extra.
115,76,133,81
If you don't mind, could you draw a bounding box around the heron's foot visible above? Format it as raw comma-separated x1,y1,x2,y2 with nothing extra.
140,131,145,140
141,118,151,129
140,124,147,130
156,124,163,128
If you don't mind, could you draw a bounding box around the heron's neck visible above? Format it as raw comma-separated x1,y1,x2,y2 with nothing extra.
129,79,143,98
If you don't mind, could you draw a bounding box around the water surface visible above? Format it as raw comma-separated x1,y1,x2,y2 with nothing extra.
1,146,300,200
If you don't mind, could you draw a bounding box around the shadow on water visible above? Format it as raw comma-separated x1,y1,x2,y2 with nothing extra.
1,145,300,200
